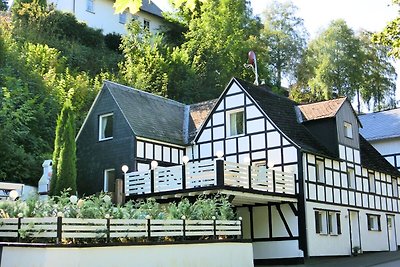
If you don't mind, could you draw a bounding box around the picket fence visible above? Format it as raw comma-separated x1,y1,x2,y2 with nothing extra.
0,217,242,244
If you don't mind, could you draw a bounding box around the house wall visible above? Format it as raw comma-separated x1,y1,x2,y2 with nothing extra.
303,119,338,156
304,143,400,256
193,82,302,261
76,88,135,195
136,139,185,171
1,242,254,267
48,0,164,35
369,138,400,171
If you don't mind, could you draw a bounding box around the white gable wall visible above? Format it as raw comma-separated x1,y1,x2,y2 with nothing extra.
48,0,163,35
369,138,400,171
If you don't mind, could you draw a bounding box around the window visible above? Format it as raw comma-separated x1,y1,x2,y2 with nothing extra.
143,19,150,30
104,169,115,192
316,160,325,183
86,0,94,13
344,121,353,139
393,178,399,197
119,11,127,24
315,210,341,235
367,214,381,231
99,113,113,141
347,168,355,189
228,110,244,137
369,172,375,193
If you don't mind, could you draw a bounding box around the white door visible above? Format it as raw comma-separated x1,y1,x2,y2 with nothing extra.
349,210,361,253
387,215,397,251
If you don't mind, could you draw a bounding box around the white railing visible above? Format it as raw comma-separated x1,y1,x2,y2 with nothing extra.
0,217,242,243
125,160,296,196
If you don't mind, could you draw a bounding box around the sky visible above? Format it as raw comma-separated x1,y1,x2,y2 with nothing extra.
153,0,400,103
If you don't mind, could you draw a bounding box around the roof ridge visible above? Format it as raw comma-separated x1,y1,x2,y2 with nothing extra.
104,80,186,108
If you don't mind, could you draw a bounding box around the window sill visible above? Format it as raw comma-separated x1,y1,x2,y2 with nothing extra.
226,133,245,139
99,137,113,142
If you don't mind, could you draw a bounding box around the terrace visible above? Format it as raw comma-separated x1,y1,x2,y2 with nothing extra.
125,159,298,205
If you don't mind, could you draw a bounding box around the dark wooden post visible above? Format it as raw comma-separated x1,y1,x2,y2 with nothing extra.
248,165,252,189
294,174,297,194
272,170,276,193
182,165,186,190
56,216,62,244
182,216,186,240
147,216,151,241
212,216,217,239
17,216,22,242
150,170,155,193
115,178,125,205
106,217,111,243
216,159,224,186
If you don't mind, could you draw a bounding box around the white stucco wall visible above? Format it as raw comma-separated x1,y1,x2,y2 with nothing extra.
369,138,400,156
1,242,253,267
48,0,164,35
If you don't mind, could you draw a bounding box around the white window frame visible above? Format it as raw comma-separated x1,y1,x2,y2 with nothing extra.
344,121,353,139
369,172,376,193
103,169,115,192
347,168,356,189
316,159,325,183
227,109,245,137
99,113,114,141
119,11,127,24
315,210,341,236
367,214,381,231
86,0,94,13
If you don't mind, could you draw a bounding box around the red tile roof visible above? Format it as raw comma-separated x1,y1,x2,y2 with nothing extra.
298,98,347,121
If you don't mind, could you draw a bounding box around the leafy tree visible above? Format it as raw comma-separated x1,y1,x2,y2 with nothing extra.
50,98,76,196
0,1,7,11
295,20,363,102
260,0,308,89
372,0,400,58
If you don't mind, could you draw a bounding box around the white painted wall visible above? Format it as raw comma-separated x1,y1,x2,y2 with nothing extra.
48,0,164,35
370,138,400,156
1,242,253,267
253,240,303,259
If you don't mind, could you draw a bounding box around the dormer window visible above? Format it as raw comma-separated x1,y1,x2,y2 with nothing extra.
227,109,244,137
99,113,113,141
344,121,353,139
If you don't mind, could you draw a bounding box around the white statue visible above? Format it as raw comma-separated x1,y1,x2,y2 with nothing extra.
38,160,52,196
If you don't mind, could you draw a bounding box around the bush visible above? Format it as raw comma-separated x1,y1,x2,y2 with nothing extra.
0,192,236,220
104,32,122,52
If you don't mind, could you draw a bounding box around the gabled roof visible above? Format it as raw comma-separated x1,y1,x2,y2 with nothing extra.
105,81,186,145
235,78,334,157
359,108,400,141
298,98,347,121
140,0,163,18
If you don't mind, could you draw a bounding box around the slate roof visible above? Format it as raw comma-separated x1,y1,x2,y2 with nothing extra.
359,135,400,177
105,81,186,145
235,78,335,157
298,98,347,121
359,108,400,141
140,0,163,18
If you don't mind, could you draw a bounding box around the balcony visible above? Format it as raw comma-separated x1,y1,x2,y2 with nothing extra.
124,160,297,205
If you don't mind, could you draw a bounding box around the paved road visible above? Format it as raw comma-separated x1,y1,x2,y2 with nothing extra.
256,250,400,267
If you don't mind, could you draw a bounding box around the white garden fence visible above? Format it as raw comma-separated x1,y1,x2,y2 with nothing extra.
0,217,242,244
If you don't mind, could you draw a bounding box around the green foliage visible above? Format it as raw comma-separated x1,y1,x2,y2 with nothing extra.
104,32,122,52
0,193,236,220
0,1,7,11
260,0,308,89
51,98,77,196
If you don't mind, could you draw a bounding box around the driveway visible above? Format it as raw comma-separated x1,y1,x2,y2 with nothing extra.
255,250,400,267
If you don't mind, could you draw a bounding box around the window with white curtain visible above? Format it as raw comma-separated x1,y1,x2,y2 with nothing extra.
227,109,244,137
99,113,113,141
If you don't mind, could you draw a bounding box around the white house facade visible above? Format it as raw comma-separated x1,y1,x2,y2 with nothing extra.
76,78,400,264
359,108,400,171
47,0,164,34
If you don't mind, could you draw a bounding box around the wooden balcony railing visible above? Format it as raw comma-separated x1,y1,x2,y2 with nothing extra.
125,160,296,196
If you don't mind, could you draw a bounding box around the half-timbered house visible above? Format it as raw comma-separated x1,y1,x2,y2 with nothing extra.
76,78,400,264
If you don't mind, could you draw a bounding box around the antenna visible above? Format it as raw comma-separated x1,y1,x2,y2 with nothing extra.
244,51,259,86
